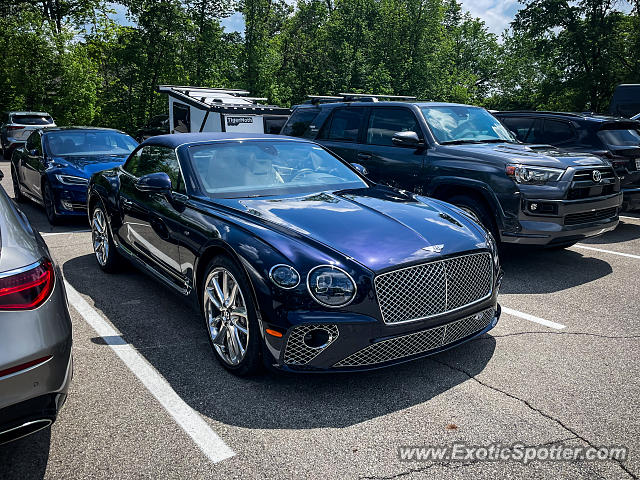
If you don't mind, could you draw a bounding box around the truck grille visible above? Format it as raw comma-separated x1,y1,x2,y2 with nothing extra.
374,252,493,324
333,307,495,368
564,207,618,226
568,167,617,199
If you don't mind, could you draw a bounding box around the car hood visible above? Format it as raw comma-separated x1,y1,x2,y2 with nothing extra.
440,142,609,168
215,187,488,272
50,155,129,177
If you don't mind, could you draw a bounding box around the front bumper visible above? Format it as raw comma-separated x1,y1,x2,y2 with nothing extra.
263,298,500,372
501,192,622,245
0,271,73,436
50,182,89,217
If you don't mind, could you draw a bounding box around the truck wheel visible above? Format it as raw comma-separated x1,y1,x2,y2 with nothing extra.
447,194,498,239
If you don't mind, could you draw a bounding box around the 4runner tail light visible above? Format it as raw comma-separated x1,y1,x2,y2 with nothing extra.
0,259,55,310
7,126,25,131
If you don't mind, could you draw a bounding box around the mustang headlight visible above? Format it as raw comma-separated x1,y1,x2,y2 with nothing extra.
307,265,356,307
269,264,300,289
55,174,89,186
506,165,564,184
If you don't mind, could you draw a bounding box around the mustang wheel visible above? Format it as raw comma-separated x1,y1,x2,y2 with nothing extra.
91,204,121,272
11,166,24,203
43,182,60,225
202,256,262,375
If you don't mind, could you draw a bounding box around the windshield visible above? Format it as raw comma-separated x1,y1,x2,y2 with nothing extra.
189,141,367,198
598,128,640,147
421,106,515,144
12,114,54,125
45,131,138,156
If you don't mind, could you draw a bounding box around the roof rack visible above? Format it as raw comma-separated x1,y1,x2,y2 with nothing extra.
495,110,586,118
158,85,290,115
306,93,417,105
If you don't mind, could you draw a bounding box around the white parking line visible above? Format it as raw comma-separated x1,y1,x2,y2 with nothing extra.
502,307,567,330
64,281,235,464
41,230,90,237
620,215,640,221
574,245,640,260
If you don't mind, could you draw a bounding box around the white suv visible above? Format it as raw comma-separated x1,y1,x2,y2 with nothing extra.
1,111,55,159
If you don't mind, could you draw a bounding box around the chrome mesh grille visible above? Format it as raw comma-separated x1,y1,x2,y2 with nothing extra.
374,252,493,324
334,307,495,367
283,324,339,365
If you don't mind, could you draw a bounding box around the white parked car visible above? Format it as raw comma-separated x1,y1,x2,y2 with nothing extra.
1,111,55,160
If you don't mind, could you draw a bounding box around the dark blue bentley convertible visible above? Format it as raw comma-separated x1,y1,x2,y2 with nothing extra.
11,127,137,224
88,133,502,375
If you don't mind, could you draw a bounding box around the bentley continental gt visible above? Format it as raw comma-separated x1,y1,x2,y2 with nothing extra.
87,133,502,375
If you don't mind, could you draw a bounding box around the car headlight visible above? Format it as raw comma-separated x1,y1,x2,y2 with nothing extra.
55,174,89,185
269,264,300,289
307,265,356,307
506,165,564,184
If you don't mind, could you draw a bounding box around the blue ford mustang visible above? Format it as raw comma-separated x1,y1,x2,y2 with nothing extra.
87,133,502,375
11,127,138,224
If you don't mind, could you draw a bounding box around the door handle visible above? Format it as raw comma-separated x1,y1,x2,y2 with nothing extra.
121,198,132,209
357,153,372,160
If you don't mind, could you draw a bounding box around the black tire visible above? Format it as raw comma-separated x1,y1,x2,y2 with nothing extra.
90,202,123,273
201,255,263,376
11,166,25,203
42,181,60,225
2,145,12,161
447,194,498,239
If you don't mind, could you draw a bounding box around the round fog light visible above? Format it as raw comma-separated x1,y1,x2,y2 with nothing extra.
303,328,331,349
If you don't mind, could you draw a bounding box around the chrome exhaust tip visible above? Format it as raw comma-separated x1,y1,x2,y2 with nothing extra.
0,418,53,445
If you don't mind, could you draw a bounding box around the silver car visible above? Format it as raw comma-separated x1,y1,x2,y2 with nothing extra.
1,111,55,160
0,170,72,445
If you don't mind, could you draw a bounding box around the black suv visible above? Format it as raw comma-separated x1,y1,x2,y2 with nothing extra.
495,111,640,211
281,97,622,247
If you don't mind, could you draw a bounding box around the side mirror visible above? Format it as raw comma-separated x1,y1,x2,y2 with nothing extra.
392,131,422,148
351,163,369,176
135,172,172,193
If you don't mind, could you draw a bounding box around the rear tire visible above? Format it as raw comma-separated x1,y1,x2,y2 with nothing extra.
11,166,24,203
446,194,499,239
42,182,60,225
201,255,263,376
91,203,122,273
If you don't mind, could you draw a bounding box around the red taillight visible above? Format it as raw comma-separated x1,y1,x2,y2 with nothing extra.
0,259,55,310
0,355,52,378
7,126,25,131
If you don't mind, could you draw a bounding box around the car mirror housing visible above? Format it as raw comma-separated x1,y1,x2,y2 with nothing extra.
392,131,422,148
135,172,172,193
350,163,369,176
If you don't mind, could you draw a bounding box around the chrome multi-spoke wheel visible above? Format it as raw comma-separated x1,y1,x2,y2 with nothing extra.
92,208,109,267
204,267,250,366
91,204,121,273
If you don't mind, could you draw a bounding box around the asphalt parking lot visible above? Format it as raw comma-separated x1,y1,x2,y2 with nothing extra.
0,160,638,480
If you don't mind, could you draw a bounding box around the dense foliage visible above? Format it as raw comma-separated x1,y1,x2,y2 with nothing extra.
0,0,638,134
